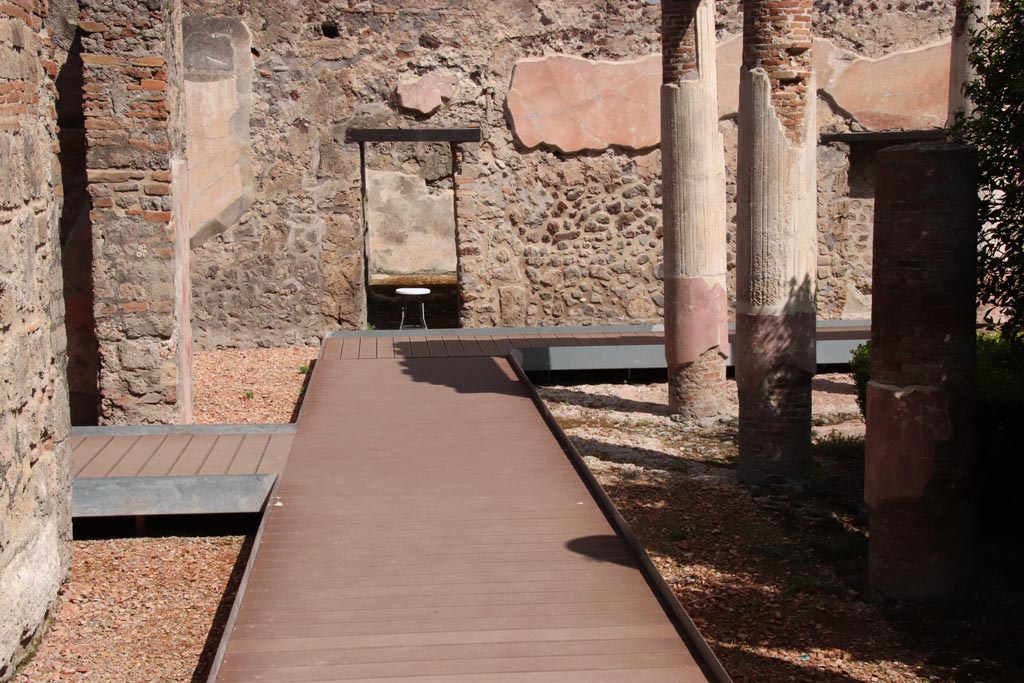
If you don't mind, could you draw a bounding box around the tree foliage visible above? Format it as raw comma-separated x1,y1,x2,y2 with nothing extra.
952,0,1024,343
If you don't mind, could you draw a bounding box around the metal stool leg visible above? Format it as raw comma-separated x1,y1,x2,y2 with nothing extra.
420,300,427,330
399,295,407,330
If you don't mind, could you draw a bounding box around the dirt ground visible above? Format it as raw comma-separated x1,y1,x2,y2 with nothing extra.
18,348,1021,682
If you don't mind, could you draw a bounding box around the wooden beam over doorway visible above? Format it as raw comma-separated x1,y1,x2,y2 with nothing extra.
344,127,482,143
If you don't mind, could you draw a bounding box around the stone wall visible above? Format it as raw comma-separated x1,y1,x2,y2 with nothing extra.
79,0,191,423
180,0,954,346
0,1,72,678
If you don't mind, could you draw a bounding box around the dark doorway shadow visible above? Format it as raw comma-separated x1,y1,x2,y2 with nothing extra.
56,28,99,425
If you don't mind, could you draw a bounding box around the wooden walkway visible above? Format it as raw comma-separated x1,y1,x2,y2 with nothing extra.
72,428,294,479
211,347,727,682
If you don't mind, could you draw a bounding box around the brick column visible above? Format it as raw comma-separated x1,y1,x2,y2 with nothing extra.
735,0,817,484
661,0,729,418
866,142,977,601
80,0,190,424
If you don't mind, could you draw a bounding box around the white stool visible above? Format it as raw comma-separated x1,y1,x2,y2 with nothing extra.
396,287,430,330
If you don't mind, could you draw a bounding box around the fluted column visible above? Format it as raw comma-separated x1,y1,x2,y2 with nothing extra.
661,0,729,419
947,0,993,126
735,0,817,484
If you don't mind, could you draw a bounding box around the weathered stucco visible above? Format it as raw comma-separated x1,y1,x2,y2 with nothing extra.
0,2,73,678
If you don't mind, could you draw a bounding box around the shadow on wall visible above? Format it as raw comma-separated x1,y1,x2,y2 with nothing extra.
57,28,99,426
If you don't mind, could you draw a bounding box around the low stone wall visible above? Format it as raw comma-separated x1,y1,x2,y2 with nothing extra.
0,2,72,678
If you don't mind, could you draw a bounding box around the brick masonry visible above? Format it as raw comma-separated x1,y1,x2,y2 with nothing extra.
662,0,700,82
0,1,72,678
79,0,190,424
742,0,814,142
865,142,978,600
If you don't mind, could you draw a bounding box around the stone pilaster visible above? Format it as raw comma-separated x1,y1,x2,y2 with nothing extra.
735,0,817,484
80,0,190,424
661,0,729,418
866,142,977,601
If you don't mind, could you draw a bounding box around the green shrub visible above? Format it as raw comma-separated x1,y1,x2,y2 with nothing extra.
976,333,1024,524
849,342,871,418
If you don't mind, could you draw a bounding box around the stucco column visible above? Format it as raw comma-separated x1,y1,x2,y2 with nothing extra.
735,0,817,484
866,142,978,601
661,0,729,418
947,0,992,126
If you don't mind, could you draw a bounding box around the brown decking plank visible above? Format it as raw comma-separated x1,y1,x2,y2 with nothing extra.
240,586,652,614
72,435,113,478
222,623,678,654
71,435,86,449
425,336,449,357
228,610,674,640
106,435,166,478
340,337,361,359
488,335,516,355
358,336,377,359
220,667,695,683
227,434,272,475
457,336,485,356
167,434,219,476
198,434,245,476
474,336,501,356
321,337,344,359
216,651,695,682
137,434,194,477
376,336,396,359
77,435,140,478
392,336,413,358
441,336,468,357
219,636,683,669
256,433,293,474
406,337,431,358
235,600,666,627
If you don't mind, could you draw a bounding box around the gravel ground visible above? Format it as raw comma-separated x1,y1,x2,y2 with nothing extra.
192,347,318,424
17,536,246,683
19,349,1016,682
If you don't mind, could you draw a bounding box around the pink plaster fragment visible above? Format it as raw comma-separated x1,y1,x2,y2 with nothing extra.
397,72,457,116
506,54,661,153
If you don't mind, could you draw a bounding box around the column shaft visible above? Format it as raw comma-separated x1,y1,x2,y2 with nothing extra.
661,0,729,418
735,0,817,484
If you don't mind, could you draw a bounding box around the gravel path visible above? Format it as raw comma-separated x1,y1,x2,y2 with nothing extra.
19,348,1011,683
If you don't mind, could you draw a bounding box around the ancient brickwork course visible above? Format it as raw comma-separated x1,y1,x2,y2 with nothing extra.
0,1,73,678
79,0,190,424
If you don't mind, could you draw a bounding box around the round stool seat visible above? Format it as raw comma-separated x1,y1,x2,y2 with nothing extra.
396,287,431,296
